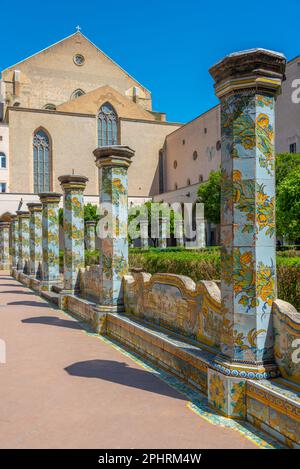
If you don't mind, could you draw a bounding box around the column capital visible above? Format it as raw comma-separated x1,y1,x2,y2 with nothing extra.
0,221,10,228
209,48,286,98
27,203,43,213
16,210,30,219
38,192,62,204
58,174,89,191
93,145,135,169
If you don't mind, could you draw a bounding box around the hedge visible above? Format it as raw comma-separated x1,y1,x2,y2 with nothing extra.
129,250,300,310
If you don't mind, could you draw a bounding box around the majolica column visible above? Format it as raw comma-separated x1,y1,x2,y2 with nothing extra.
94,146,134,312
39,193,62,290
85,220,96,251
27,203,43,278
16,211,30,272
58,175,88,293
158,216,167,249
207,49,286,418
196,204,206,248
175,218,184,247
140,217,149,250
0,222,10,270
10,215,18,269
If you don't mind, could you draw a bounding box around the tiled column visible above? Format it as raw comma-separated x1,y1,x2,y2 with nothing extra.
16,211,30,272
58,175,88,293
175,218,184,247
39,193,62,290
0,222,10,270
195,203,206,248
140,217,149,250
85,220,96,251
158,216,167,249
207,49,286,418
27,203,43,278
10,215,18,269
94,146,134,312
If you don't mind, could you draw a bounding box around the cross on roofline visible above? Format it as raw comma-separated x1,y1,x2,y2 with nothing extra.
76,25,81,32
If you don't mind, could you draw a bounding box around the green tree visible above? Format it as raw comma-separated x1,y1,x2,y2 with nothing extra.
128,201,180,246
197,170,221,224
59,203,99,226
84,203,100,222
276,169,300,242
276,153,300,186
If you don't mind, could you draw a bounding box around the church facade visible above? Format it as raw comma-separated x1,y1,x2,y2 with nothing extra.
0,31,181,213
0,32,299,227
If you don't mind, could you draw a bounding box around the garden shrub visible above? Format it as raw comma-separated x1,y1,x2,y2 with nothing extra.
129,250,300,310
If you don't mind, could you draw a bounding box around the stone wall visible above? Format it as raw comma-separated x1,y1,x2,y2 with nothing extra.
273,299,300,385
79,265,102,303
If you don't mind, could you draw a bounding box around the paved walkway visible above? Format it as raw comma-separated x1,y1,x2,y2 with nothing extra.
0,274,258,449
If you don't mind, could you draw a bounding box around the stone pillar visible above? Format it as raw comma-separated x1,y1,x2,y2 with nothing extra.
16,211,30,272
10,215,18,269
27,203,43,278
58,175,88,293
196,203,206,248
93,146,134,312
85,220,96,251
207,49,286,418
39,192,62,290
0,222,10,270
175,218,184,247
140,217,149,250
158,216,167,249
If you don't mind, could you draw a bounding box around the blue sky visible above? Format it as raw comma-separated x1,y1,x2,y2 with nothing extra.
1,0,299,123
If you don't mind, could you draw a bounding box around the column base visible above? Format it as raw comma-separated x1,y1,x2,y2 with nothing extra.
207,368,246,419
95,304,125,314
212,355,279,380
40,279,61,292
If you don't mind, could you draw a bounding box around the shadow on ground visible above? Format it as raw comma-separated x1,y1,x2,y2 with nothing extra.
0,283,22,287
2,290,35,295
22,315,83,329
65,359,186,400
8,300,50,308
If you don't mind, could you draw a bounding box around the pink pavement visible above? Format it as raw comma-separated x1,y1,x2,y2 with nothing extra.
0,274,256,449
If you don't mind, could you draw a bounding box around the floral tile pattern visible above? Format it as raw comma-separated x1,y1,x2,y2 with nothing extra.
60,178,87,292
85,221,96,251
39,194,61,287
0,222,10,270
10,217,18,268
98,166,129,309
220,91,277,365
17,213,30,272
28,205,42,278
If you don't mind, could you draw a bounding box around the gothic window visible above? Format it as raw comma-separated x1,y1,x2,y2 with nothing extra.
71,89,85,100
97,103,118,146
0,152,6,168
33,129,51,193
